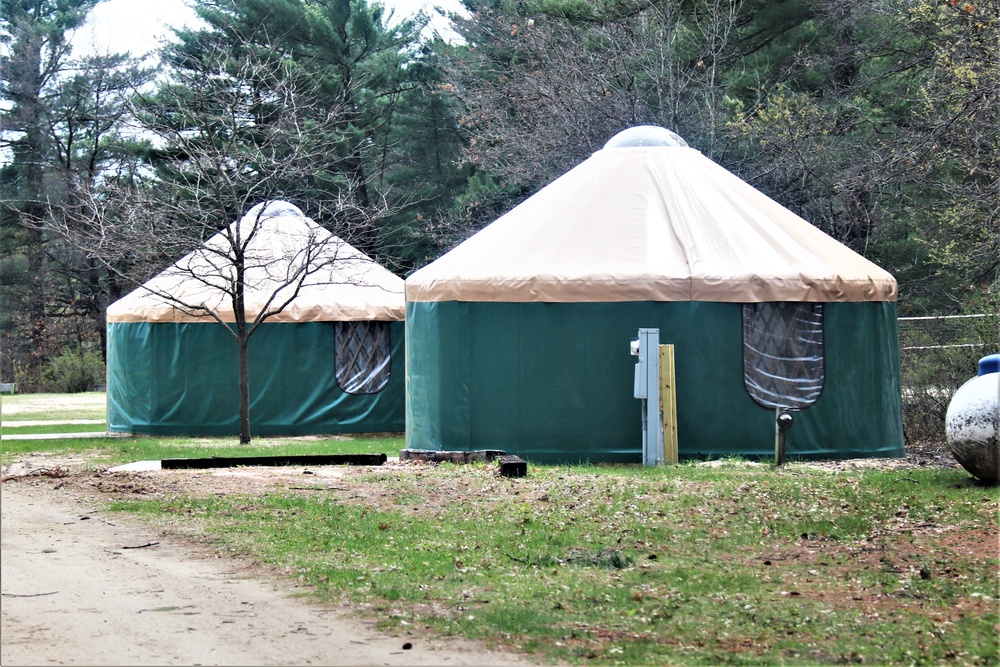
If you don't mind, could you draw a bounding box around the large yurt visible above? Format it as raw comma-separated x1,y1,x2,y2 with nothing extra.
106,201,405,437
405,127,904,463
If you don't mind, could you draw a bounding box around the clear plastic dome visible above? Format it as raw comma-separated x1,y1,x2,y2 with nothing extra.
603,126,688,149
243,200,305,222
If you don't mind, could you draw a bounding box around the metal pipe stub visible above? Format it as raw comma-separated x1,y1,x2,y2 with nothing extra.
775,409,794,466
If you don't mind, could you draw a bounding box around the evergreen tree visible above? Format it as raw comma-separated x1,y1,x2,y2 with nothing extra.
1,0,107,385
725,0,998,311
165,0,429,262
376,40,468,271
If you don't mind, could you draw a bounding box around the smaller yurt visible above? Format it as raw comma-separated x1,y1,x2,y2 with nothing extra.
106,201,405,437
405,127,904,463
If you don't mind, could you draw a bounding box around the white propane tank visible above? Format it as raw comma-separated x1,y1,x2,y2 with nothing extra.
945,354,999,483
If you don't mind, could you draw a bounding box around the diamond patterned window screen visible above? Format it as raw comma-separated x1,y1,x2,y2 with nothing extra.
335,321,391,395
742,302,825,409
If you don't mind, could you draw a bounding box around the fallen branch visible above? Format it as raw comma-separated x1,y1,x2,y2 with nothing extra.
138,605,196,613
121,541,159,550
1,591,58,598
1,467,69,482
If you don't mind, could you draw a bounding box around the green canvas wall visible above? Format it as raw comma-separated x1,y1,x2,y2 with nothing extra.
107,321,405,436
405,301,903,463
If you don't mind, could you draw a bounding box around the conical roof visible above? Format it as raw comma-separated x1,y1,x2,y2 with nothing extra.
406,128,897,303
108,201,404,323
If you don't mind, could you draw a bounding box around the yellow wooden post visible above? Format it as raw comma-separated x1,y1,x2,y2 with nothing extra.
659,344,678,464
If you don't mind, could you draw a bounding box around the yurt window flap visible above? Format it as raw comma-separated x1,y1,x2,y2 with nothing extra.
335,321,392,394
742,302,825,409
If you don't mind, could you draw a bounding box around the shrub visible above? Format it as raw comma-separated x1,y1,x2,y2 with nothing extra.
41,348,106,393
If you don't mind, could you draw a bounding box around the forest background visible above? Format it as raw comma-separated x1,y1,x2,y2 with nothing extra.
1,0,997,437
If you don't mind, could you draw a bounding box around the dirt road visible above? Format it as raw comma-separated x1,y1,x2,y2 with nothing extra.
0,477,529,666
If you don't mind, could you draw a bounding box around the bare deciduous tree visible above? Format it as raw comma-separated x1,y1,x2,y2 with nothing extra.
57,44,393,443
442,0,745,188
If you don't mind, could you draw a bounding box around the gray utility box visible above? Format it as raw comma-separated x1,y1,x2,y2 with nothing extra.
632,328,664,466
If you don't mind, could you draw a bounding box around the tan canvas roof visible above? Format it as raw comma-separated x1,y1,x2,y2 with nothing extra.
406,142,897,303
108,202,405,323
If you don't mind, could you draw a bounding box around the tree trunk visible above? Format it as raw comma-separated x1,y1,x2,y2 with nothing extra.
19,28,49,373
234,245,251,444
25,201,47,370
346,148,378,256
238,334,251,444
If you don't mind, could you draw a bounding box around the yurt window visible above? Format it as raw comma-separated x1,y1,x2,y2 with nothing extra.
742,302,825,409
335,321,392,394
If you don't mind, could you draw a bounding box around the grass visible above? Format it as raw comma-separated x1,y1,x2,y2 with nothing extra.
0,391,402,467
109,463,999,666
2,422,107,435
0,434,403,468
4,393,998,665
0,391,107,421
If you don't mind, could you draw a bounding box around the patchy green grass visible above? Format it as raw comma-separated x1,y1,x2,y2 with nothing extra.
1,437,114,464
1,422,107,435
6,394,996,664
0,392,406,468
0,392,403,467
108,462,1000,666
1,434,403,468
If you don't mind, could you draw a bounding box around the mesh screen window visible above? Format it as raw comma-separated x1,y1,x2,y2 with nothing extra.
742,302,825,409
335,321,391,394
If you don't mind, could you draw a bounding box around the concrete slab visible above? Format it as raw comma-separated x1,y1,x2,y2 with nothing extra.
108,460,162,472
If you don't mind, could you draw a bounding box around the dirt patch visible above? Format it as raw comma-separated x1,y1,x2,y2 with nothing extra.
0,465,533,667
4,439,968,503
798,439,964,473
745,481,998,641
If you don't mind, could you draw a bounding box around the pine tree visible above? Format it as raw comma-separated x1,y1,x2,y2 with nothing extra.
1,0,102,383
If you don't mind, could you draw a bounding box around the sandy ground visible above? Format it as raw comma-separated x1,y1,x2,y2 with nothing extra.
1,393,106,417
0,476,531,667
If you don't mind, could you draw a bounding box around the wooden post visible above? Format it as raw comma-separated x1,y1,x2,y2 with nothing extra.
659,344,678,464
